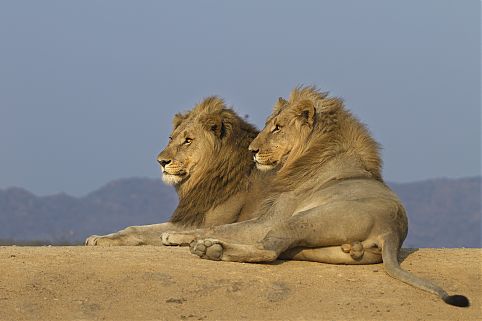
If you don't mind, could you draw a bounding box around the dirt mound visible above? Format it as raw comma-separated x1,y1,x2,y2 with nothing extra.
0,247,479,320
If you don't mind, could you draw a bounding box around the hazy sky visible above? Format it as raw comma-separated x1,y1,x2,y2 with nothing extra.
0,0,480,196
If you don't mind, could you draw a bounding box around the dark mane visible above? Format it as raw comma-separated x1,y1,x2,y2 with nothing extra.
170,97,258,227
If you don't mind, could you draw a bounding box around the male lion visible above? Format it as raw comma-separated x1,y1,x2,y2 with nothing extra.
161,87,469,307
85,96,264,246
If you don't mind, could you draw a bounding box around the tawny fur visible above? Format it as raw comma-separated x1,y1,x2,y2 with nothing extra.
168,97,259,226
272,86,382,192
162,86,469,307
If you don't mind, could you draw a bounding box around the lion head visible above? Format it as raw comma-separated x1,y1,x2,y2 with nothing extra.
157,105,217,186
157,96,258,226
249,86,382,189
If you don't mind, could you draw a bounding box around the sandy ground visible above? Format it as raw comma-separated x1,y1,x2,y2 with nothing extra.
0,246,480,321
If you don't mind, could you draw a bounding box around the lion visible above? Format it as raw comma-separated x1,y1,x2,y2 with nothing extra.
161,86,469,307
85,96,264,246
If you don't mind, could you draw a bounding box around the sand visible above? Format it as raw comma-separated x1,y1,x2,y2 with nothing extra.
0,246,480,321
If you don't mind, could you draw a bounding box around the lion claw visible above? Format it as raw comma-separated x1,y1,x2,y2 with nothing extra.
85,235,100,246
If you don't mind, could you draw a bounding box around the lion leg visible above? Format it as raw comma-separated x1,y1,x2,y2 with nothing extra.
161,217,272,246
185,220,281,262
164,195,298,248
190,202,378,262
257,203,375,258
280,242,382,264
190,238,278,262
85,222,179,246
161,228,213,246
188,236,379,264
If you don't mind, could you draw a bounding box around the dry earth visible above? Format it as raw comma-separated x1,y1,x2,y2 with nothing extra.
0,246,480,321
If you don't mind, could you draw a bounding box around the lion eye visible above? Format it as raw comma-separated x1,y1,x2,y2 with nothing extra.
273,124,281,132
168,136,173,142
184,138,193,145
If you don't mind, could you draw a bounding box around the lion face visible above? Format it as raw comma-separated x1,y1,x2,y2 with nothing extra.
157,113,218,186
248,117,291,171
249,98,316,171
157,125,199,185
157,97,241,186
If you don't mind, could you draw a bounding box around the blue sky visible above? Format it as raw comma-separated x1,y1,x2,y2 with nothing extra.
0,0,480,196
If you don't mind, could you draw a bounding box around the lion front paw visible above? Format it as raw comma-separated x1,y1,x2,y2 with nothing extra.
85,235,115,246
161,231,197,246
84,234,142,246
341,241,364,260
190,239,224,260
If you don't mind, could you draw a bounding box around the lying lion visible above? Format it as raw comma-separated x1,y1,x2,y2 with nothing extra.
161,86,470,307
85,96,263,245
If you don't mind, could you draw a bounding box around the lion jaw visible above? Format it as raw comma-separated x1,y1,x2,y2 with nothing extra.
161,172,185,185
253,155,277,171
255,163,276,171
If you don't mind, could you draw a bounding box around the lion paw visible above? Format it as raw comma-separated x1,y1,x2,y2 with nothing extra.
85,235,99,246
85,235,118,246
190,239,224,260
161,232,196,246
84,234,143,246
341,241,365,260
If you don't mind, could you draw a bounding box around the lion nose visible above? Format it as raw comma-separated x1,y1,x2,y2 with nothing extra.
248,145,259,155
158,159,171,168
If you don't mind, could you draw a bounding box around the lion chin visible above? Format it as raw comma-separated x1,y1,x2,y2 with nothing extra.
255,162,276,171
162,173,185,185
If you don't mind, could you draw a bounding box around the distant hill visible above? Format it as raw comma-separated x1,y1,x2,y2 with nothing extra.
0,177,480,247
0,178,177,245
390,177,480,248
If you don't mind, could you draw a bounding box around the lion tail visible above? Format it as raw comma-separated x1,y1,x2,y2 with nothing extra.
381,235,469,307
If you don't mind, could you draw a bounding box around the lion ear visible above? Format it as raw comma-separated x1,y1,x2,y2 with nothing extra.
173,112,188,130
278,97,287,105
295,100,316,127
273,97,288,114
201,114,226,138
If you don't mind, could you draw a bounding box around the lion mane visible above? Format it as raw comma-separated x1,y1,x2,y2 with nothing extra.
270,86,382,193
170,96,258,227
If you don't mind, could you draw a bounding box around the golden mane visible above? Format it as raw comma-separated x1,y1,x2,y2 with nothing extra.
267,86,329,125
273,86,382,191
170,97,259,226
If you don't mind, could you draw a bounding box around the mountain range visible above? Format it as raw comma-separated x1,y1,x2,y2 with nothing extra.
0,176,480,247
